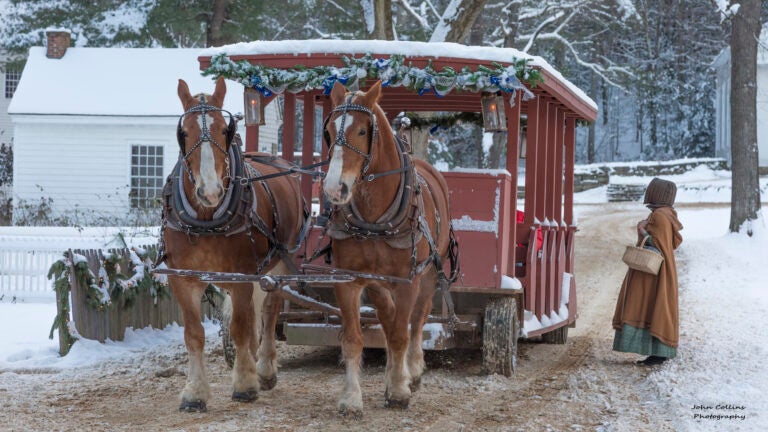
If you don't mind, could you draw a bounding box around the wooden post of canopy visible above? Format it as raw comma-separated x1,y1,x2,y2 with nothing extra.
523,96,540,316
553,108,566,312
282,93,296,162
564,117,576,274
505,92,522,275
245,125,259,152
534,97,550,319
545,102,558,316
301,93,316,204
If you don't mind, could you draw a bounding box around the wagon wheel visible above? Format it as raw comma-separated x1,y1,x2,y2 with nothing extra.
542,325,569,344
217,294,236,369
482,296,519,377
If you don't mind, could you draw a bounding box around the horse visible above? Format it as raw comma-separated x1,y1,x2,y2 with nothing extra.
162,77,305,412
322,81,457,417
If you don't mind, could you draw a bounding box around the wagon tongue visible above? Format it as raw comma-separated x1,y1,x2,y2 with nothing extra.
150,267,355,286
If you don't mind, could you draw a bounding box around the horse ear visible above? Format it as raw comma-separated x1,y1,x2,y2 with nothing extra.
330,82,346,107
177,79,195,109
211,76,226,107
360,80,382,107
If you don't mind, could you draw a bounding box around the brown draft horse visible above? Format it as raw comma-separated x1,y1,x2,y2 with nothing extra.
164,77,304,412
323,81,454,416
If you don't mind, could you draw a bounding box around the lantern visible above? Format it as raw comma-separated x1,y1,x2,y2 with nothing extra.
481,92,507,132
244,87,266,126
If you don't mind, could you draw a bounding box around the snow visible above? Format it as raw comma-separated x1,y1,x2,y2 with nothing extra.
638,207,768,430
8,47,244,116
451,182,501,235
0,301,218,370
501,275,523,290
574,166,768,204
199,39,596,110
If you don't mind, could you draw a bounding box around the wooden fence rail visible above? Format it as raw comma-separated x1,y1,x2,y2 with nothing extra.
69,248,215,344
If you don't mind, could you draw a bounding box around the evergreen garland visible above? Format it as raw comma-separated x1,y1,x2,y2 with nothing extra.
47,255,77,356
203,53,542,99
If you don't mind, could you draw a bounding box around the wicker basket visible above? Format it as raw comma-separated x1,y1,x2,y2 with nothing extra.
622,236,664,275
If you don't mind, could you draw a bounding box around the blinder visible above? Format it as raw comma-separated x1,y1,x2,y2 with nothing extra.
322,94,379,176
176,101,237,152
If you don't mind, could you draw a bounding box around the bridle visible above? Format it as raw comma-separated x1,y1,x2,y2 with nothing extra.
322,94,379,178
176,96,237,185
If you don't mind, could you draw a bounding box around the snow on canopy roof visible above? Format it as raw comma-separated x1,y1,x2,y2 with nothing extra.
8,47,242,116
200,39,596,111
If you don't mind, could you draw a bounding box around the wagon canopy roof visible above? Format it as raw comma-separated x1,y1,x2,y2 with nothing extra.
199,40,597,122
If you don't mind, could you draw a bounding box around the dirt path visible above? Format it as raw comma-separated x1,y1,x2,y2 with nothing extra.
0,204,682,431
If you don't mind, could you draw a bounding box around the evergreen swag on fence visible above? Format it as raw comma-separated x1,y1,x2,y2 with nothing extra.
47,246,171,355
203,53,543,99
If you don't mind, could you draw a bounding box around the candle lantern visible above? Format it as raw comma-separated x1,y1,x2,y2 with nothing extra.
481,92,507,132
244,87,266,126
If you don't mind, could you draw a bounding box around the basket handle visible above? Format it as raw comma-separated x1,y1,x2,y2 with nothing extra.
637,234,650,247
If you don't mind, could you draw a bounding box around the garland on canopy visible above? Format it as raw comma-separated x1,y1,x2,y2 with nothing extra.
203,53,542,99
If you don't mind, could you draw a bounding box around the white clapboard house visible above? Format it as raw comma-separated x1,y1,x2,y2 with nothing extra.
712,27,768,171
8,31,281,223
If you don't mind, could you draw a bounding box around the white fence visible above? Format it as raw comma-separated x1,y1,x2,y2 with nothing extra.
0,227,158,303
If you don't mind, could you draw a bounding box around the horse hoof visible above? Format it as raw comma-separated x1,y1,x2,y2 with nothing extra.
232,389,258,403
259,375,277,391
409,377,422,392
179,399,207,413
384,396,410,410
338,405,363,420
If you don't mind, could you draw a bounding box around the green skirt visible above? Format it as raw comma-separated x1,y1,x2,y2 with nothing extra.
613,324,677,358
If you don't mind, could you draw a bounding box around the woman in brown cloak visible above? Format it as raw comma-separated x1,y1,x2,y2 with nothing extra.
612,178,684,366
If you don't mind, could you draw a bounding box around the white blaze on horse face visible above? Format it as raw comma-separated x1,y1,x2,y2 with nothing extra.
324,113,357,204
194,113,224,207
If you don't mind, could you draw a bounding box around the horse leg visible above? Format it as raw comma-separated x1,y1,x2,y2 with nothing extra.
407,268,438,392
384,280,419,409
335,281,365,418
225,283,260,402
365,284,396,384
171,277,210,412
255,260,290,391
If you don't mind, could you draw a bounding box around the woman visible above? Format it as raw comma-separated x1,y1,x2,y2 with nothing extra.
612,178,683,366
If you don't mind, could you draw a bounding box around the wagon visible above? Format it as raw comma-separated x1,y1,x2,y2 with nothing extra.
186,40,597,375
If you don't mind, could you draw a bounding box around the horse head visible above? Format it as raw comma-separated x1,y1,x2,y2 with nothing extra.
323,81,383,205
176,77,235,210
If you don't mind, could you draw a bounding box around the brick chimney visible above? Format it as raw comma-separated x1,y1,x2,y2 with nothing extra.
46,29,71,59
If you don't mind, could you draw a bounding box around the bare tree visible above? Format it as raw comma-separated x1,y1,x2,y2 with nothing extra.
361,0,394,40
728,0,763,233
429,0,488,43
207,0,234,47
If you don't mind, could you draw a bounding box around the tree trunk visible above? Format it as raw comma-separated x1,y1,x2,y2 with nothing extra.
729,0,762,234
364,0,394,40
207,0,233,47
429,0,488,43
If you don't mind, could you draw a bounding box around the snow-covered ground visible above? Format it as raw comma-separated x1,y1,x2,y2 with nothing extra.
575,165,768,204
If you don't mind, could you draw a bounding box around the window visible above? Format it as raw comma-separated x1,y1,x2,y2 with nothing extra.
130,145,164,209
4,69,20,99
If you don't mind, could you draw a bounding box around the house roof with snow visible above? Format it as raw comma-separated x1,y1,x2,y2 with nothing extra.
8,47,243,117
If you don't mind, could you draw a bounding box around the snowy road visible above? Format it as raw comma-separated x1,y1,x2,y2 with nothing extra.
0,202,764,431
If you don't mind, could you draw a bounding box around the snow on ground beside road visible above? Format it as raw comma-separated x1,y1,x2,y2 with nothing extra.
640,208,768,431
0,301,218,371
574,166,768,204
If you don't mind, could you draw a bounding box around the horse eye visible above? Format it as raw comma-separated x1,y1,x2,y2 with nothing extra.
358,129,366,136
